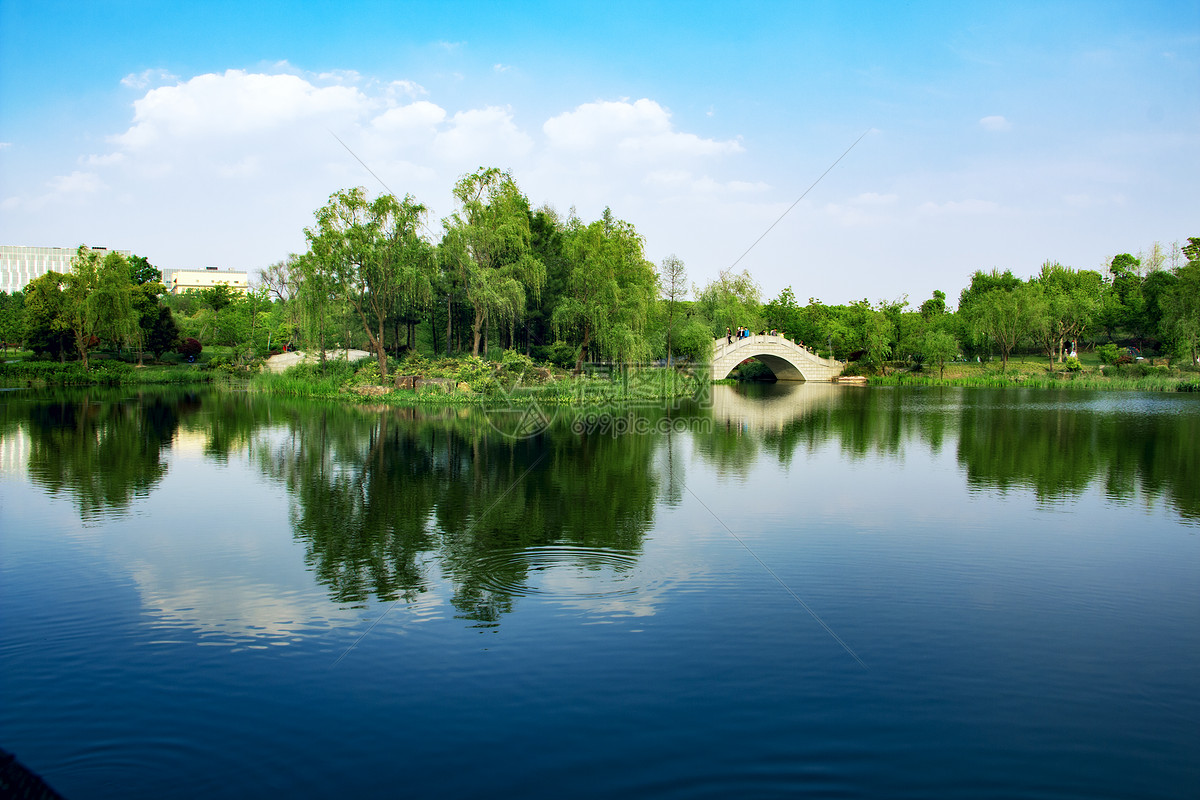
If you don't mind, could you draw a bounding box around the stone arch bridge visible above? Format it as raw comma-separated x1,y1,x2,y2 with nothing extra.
712,334,845,381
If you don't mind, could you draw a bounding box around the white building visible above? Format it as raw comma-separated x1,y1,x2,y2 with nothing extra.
164,267,250,295
0,245,131,293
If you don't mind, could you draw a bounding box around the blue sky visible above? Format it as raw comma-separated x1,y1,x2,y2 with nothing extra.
2,0,1197,305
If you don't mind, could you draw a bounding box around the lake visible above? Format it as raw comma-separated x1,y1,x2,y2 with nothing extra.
1,382,1197,798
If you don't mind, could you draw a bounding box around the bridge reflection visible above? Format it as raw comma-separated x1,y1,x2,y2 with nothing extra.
709,382,848,433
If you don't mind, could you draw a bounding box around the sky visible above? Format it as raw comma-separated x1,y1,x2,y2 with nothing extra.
1,0,1197,307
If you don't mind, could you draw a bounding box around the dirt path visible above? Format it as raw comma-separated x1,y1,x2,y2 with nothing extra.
263,349,371,373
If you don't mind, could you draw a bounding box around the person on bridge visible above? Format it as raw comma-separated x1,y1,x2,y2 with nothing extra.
726,327,732,344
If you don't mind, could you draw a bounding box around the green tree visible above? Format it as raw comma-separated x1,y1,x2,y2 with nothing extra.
143,304,180,361
295,250,337,367
0,291,25,352
963,278,1040,372
694,268,762,338
658,254,688,366
553,209,657,373
127,254,162,286
1160,237,1200,365
22,272,71,359
919,290,947,320
521,206,572,358
130,282,166,364
1032,262,1104,367
920,329,958,379
306,187,434,380
60,246,137,370
762,286,802,340
440,168,544,357
842,299,895,373
1100,253,1148,345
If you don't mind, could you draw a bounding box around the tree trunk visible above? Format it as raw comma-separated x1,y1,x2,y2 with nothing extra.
665,307,674,367
573,326,591,375
472,308,486,357
376,318,388,381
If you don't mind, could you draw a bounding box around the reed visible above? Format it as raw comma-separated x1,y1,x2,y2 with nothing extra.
867,371,1199,392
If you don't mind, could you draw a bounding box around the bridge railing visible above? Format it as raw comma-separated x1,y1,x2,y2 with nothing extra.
711,335,843,368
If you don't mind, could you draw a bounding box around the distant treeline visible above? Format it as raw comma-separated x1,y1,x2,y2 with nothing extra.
1,167,1196,376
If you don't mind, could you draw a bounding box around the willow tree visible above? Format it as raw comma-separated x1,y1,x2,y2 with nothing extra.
1032,261,1104,365
440,168,544,357
962,278,1040,372
694,268,763,338
60,246,137,370
295,250,336,368
554,209,657,373
306,187,434,380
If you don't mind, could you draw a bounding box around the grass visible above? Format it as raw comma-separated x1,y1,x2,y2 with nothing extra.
0,358,215,387
865,355,1200,392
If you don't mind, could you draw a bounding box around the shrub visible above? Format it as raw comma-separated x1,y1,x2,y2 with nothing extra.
736,359,776,381
500,348,535,375
178,337,203,360
1096,343,1123,365
539,341,578,370
1064,356,1082,372
351,359,382,386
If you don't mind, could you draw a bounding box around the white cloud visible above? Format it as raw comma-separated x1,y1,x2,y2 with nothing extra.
121,68,178,89
113,70,369,150
493,63,513,73
3,170,106,212
979,115,1012,132
315,69,362,85
544,99,742,161
433,106,533,162
371,100,447,140
386,80,427,99
48,170,105,195
0,142,12,149
84,152,126,167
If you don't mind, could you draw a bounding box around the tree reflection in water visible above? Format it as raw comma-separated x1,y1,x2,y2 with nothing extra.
702,383,1199,521
5,384,1195,630
255,404,666,625
20,388,195,519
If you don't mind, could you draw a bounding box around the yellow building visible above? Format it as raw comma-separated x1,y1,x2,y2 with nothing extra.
166,267,249,295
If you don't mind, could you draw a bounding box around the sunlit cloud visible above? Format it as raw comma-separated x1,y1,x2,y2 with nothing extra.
544,98,742,161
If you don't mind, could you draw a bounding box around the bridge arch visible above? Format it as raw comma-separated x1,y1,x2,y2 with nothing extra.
711,335,845,382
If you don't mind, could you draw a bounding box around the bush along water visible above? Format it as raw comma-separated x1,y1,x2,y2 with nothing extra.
0,358,213,386
865,361,1200,392
251,349,707,406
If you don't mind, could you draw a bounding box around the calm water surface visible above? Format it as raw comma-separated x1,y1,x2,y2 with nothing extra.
1,383,1197,798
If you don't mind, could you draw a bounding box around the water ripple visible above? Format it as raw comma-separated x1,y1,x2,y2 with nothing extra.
470,545,643,599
